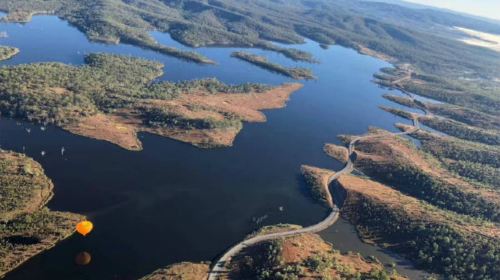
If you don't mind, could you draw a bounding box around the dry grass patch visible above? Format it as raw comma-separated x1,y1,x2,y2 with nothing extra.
139,262,209,280
324,143,348,164
63,83,302,150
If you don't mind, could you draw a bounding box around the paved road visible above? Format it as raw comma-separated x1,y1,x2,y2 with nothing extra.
208,90,422,280
391,69,432,118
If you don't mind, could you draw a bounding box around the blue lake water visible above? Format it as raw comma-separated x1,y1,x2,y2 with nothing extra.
0,16,427,279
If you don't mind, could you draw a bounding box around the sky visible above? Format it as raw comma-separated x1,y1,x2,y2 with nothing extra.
404,0,500,20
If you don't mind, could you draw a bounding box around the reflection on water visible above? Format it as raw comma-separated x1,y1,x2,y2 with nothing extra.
75,252,92,266
0,15,424,279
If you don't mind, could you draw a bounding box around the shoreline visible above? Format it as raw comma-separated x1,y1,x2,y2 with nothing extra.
0,151,83,278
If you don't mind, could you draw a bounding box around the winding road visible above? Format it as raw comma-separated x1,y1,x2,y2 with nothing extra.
208,71,423,280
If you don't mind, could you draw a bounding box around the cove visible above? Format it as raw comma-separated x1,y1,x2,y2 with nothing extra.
0,16,427,279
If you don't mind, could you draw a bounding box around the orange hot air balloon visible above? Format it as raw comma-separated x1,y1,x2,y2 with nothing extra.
76,221,93,236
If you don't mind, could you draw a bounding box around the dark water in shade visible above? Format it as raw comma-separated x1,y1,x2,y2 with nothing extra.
0,16,428,279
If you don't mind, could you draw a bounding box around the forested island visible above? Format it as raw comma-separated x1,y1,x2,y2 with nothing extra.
0,46,18,61
231,52,315,80
0,53,302,150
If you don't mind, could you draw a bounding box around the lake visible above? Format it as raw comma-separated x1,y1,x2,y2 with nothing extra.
0,16,427,279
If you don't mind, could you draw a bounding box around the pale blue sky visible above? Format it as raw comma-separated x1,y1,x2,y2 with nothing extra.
405,0,500,20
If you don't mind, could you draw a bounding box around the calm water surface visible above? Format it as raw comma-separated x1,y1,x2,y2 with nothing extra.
0,16,427,279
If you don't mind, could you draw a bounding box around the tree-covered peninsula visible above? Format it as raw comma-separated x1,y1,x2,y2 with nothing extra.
0,53,302,150
0,150,83,277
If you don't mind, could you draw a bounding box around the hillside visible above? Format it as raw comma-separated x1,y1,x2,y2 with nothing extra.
335,174,499,279
336,128,500,221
